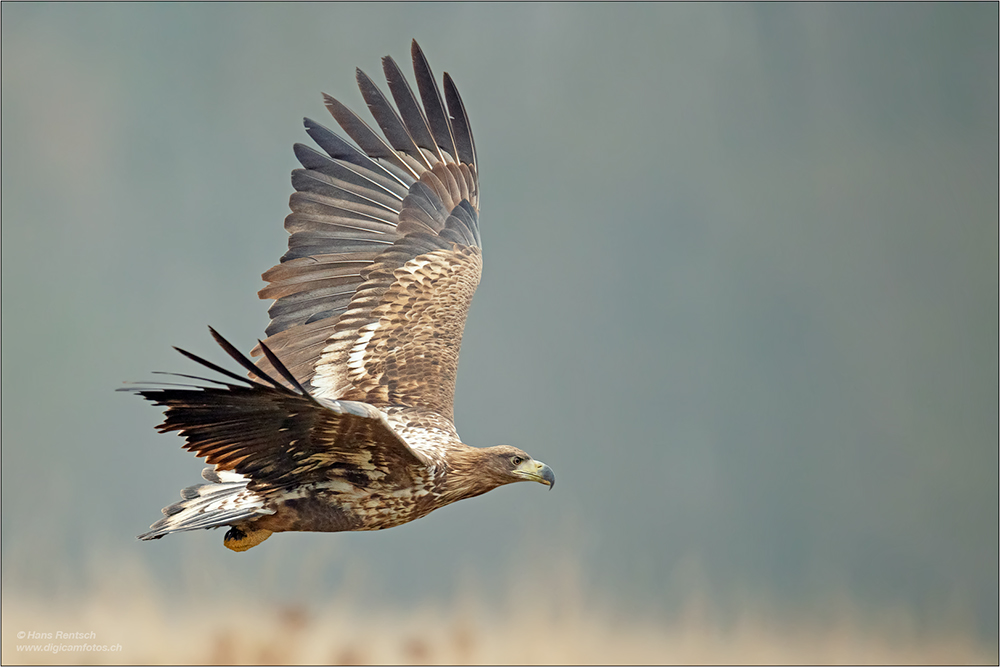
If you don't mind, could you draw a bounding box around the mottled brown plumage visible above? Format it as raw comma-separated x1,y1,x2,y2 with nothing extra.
126,40,553,551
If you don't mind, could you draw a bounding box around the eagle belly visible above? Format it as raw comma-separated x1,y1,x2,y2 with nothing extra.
252,478,439,534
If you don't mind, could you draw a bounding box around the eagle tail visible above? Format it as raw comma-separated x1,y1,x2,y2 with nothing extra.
138,467,273,541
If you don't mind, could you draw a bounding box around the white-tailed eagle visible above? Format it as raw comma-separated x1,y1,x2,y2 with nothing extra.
125,41,554,552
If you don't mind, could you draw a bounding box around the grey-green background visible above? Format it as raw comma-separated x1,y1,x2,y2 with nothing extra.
3,1,997,649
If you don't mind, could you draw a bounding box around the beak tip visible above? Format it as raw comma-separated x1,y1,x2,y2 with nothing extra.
539,464,555,490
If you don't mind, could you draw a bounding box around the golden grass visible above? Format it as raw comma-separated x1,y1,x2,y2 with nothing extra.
2,554,994,665
4,592,994,665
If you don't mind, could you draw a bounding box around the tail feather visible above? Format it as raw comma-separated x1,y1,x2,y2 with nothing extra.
138,467,274,540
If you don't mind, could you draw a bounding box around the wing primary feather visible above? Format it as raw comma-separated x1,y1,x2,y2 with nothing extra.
356,68,432,171
256,339,314,399
303,118,409,190
411,40,459,161
443,72,476,168
382,55,443,162
206,327,285,390
290,192,398,228
323,92,420,181
293,143,407,202
172,345,260,388
291,169,401,213
117,378,242,392
148,371,242,387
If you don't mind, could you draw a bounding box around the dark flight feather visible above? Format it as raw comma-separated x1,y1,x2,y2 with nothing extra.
382,55,442,161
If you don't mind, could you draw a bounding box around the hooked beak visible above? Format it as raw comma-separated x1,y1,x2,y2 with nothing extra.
513,459,556,490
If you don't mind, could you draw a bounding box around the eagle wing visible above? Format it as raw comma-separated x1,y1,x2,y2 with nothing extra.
134,328,430,496
253,41,481,423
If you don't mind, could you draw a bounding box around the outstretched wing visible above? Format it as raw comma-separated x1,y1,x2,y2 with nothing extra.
254,40,481,422
124,328,429,495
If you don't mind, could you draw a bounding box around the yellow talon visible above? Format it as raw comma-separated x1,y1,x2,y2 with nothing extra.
224,526,273,552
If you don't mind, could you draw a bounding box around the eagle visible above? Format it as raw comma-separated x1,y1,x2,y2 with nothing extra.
125,40,554,552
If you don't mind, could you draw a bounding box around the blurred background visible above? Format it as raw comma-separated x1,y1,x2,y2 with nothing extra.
2,3,997,663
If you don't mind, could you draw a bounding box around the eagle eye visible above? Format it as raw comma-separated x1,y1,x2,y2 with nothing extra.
511,456,523,466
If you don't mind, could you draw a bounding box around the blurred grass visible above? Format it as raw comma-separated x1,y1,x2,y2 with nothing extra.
2,553,993,665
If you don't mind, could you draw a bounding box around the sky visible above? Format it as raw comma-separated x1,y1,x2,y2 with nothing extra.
2,1,997,653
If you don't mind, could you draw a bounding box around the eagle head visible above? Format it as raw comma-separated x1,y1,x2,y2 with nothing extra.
482,445,555,489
